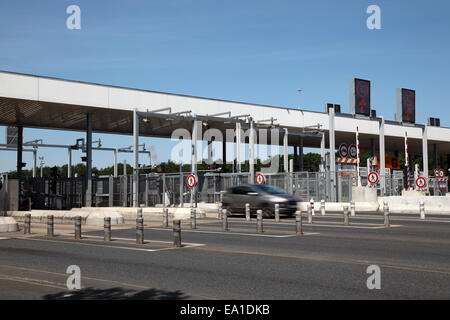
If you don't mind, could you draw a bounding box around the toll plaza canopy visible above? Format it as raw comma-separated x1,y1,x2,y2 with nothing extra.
1,70,449,159
2,70,450,207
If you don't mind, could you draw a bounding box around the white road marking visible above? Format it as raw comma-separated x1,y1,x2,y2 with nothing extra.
17,236,205,252
147,227,319,238
0,237,10,240
218,219,400,229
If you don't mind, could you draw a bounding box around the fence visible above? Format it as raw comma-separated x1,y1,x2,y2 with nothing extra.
17,167,447,210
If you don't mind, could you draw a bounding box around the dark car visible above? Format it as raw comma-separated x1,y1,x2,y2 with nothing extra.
222,184,300,218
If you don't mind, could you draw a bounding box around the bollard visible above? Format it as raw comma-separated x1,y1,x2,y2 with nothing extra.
104,217,111,241
419,200,425,220
24,214,31,234
190,207,197,229
222,209,229,232
218,202,223,220
173,219,182,248
47,215,54,238
245,203,251,221
163,208,169,228
274,204,280,222
320,200,325,216
136,217,144,244
28,197,32,211
350,200,356,217
343,206,349,226
257,210,263,233
310,198,315,216
75,216,82,240
295,210,303,236
137,207,143,219
307,205,312,224
383,201,390,227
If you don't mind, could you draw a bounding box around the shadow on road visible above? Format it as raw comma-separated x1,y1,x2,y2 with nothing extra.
43,287,188,300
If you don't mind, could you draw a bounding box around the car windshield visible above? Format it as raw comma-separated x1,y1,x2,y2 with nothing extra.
252,184,285,195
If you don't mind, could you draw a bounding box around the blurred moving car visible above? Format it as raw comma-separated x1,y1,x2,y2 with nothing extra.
222,184,300,218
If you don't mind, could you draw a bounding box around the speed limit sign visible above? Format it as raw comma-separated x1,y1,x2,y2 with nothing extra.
339,143,348,158
186,174,197,188
349,144,357,159
368,172,379,184
255,173,265,185
416,177,427,189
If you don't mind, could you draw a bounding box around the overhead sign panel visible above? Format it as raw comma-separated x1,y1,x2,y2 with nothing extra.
350,78,371,116
396,88,416,123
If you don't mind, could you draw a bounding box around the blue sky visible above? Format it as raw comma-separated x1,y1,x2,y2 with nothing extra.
1,0,450,172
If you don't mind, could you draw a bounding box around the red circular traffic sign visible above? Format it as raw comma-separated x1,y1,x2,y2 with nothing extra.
349,144,357,159
416,177,427,189
255,173,265,185
186,174,197,188
439,169,444,178
434,169,440,177
368,172,379,184
339,143,348,158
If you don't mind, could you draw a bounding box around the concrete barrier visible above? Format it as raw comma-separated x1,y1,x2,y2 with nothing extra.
297,201,378,213
8,210,124,226
0,217,19,232
378,196,450,214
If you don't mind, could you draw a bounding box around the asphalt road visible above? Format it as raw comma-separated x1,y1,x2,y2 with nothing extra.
0,213,449,300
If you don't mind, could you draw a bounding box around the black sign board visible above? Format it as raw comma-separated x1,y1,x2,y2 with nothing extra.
396,88,415,123
350,78,371,116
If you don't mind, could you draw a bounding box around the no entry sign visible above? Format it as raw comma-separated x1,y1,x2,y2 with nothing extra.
416,177,427,189
339,143,348,158
349,144,357,159
255,173,265,184
186,174,197,188
368,172,379,184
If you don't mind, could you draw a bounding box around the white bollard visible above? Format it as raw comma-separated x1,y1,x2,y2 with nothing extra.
320,200,325,216
245,203,251,221
419,200,425,220
310,198,315,216
350,200,355,217
274,203,280,222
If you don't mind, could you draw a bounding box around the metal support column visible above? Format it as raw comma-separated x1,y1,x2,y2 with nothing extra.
422,125,429,181
114,148,118,177
222,133,227,172
67,148,72,178
249,119,255,184
379,117,386,196
236,122,241,173
191,117,198,207
299,135,304,172
320,132,325,172
86,114,92,207
283,128,288,173
32,147,37,178
17,126,23,203
133,109,139,207
329,107,336,201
